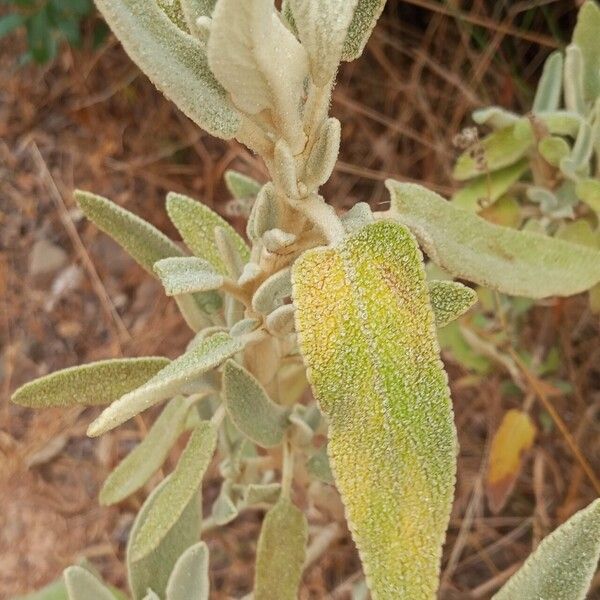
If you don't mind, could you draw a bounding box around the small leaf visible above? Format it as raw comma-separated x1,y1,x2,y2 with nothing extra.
493,499,600,600
127,476,200,600
289,0,358,85
453,125,533,181
307,446,334,484
251,268,292,314
265,304,296,335
303,117,341,190
88,333,241,436
452,160,528,212
254,498,308,600
472,106,520,129
223,360,289,448
243,483,282,505
130,422,217,562
63,567,115,600
11,357,169,408
154,257,224,296
246,183,280,241
532,51,563,113
14,577,69,600
293,221,457,597
385,181,600,298
211,482,239,525
428,280,477,327
486,409,536,514
100,396,192,505
341,0,387,61
576,178,600,213
0,13,25,39
341,202,375,233
538,136,571,167
224,170,262,199
572,0,600,104
166,542,209,600
560,121,593,176
564,44,586,115
93,0,240,138
166,192,249,275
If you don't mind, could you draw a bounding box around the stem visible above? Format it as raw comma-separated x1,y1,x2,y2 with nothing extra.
281,435,295,498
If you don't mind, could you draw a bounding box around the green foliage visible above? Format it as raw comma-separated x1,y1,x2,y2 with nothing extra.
63,567,115,600
165,542,210,600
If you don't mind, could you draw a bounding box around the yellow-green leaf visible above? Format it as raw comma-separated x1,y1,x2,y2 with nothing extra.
224,170,261,199
341,0,387,61
493,499,600,600
385,181,600,298
572,0,600,104
63,567,115,600
11,358,169,408
293,220,457,599
428,280,477,327
165,542,209,600
254,498,308,600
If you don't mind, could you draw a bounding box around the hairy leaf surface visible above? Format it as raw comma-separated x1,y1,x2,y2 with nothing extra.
385,181,600,298
165,542,210,600
572,0,600,103
11,358,169,408
63,567,115,600
293,220,457,598
93,0,240,138
341,0,387,61
224,170,262,199
154,257,224,296
428,280,477,327
493,499,600,600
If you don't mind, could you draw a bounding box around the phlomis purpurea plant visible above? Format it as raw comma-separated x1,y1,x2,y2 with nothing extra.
12,1,600,598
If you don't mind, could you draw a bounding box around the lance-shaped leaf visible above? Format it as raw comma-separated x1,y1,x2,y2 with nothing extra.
154,257,224,297
453,125,533,181
63,567,115,600
224,170,262,199
289,0,358,85
11,357,169,408
130,422,217,561
165,542,210,600
127,476,200,600
428,280,477,327
532,51,563,113
93,0,240,138
384,181,600,298
564,44,586,115
166,192,249,275
88,333,241,436
100,396,192,505
247,183,279,241
493,499,600,600
254,498,308,600
572,0,600,104
304,118,341,190
472,106,520,129
252,268,292,314
207,0,309,151
222,360,289,448
293,221,457,598
341,0,387,61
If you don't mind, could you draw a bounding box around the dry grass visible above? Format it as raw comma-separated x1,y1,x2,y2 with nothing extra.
2,1,599,598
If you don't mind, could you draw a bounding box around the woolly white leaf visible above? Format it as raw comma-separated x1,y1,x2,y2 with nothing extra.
532,51,563,113
265,304,296,335
341,201,374,233
572,0,600,104
63,567,114,600
165,542,210,600
247,183,279,242
304,117,341,190
428,280,477,327
224,170,262,199
214,226,245,278
262,229,297,253
252,267,292,314
564,44,586,115
472,106,520,129
341,0,387,61
154,257,223,297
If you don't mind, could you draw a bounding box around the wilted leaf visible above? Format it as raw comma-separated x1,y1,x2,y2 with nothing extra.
100,396,192,505
154,257,224,296
293,221,457,598
486,409,536,513
166,192,249,275
165,542,209,600
224,170,262,199
493,499,600,599
453,125,533,181
130,422,217,561
385,181,600,298
341,0,387,61
127,476,200,600
254,498,308,600
223,360,289,447
289,0,357,85
11,357,169,408
93,0,240,138
428,280,477,327
572,0,600,104
88,333,241,436
63,567,115,600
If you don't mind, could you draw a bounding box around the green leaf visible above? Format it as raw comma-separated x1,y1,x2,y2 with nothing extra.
572,0,600,104
385,181,600,298
341,0,387,61
127,476,200,600
437,321,491,374
13,578,68,600
452,160,528,212
293,221,457,598
11,357,169,408
493,499,600,600
532,51,563,113
88,333,241,436
576,178,600,213
538,136,571,167
222,360,289,448
472,106,520,129
166,192,249,275
130,422,217,562
154,257,224,296
93,0,240,138
99,396,192,505
63,567,115,600
428,280,477,327
453,124,533,181
224,170,262,199
0,13,25,38
306,446,334,484
289,0,357,85
27,9,57,64
254,498,308,600
564,44,586,115
165,542,209,600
